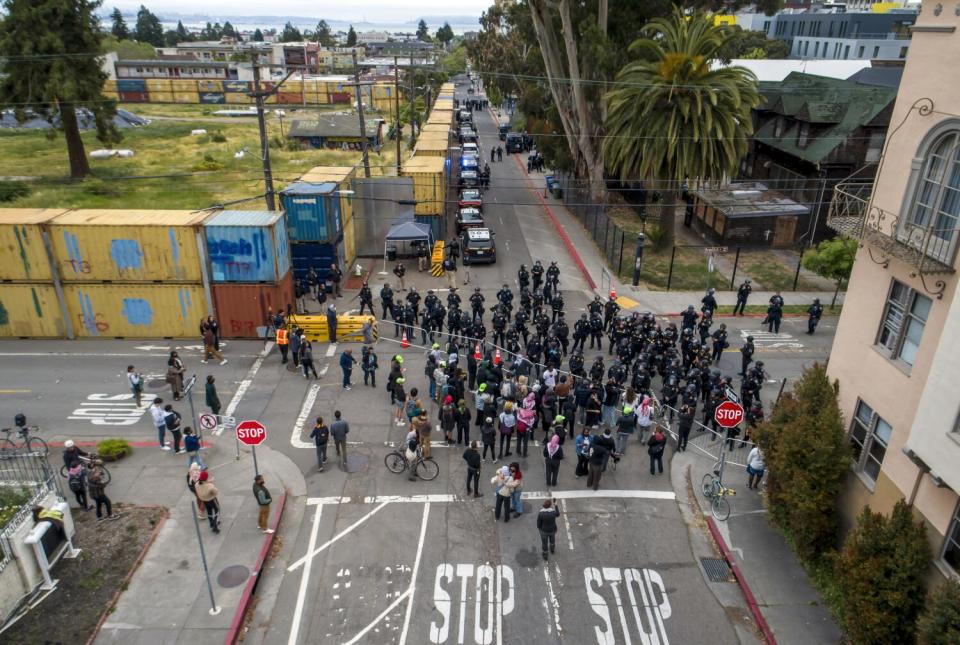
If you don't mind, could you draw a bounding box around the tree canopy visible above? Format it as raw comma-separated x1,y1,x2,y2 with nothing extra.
252,28,264,42
416,19,430,42
436,22,455,45
718,26,790,61
315,20,333,46
110,7,129,39
0,0,120,178
102,35,158,59
346,25,357,47
802,236,857,306
134,4,163,46
280,21,303,42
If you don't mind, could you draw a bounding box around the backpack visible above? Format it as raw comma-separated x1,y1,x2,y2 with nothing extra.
68,466,84,492
406,400,420,420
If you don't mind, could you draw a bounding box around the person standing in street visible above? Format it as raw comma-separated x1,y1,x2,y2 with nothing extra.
614,405,636,456
647,426,667,476
543,433,564,486
361,346,379,387
289,328,301,369
184,427,204,468
276,325,289,364
163,404,184,454
586,433,608,491
327,303,338,342
766,291,784,333
492,466,516,522
677,404,694,452
807,298,824,335
186,463,205,518
415,411,433,458
201,325,227,365
339,348,356,389
127,365,144,407
165,351,185,400
463,441,482,497
87,459,118,521
331,410,349,470
310,416,329,471
330,262,343,298
734,279,751,315
537,499,561,561
301,339,319,379
740,336,755,377
205,375,221,416
252,475,274,534
393,261,406,292
150,397,170,451
196,470,220,533
574,427,591,478
746,446,766,490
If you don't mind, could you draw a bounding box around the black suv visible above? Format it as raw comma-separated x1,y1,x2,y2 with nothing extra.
461,228,496,265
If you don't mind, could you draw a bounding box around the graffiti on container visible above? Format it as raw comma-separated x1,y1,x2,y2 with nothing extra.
207,230,268,280
62,231,92,274
168,227,181,262
62,259,92,274
110,239,144,271
178,288,194,319
77,291,108,334
228,319,261,336
122,298,154,326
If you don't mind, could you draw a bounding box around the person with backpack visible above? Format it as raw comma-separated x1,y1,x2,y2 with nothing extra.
361,347,379,387
440,395,457,445
183,427,204,468
67,461,90,511
393,377,407,426
575,427,592,478
163,404,184,454
516,395,536,458
615,406,636,456
310,416,329,471
252,475,275,534
195,470,220,533
455,399,472,445
498,402,517,459
647,427,667,476
480,417,496,462
463,441,482,497
150,397,171,451
88,459,118,521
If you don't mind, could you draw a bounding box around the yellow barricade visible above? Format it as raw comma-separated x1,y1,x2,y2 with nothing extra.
287,314,378,343
431,240,445,277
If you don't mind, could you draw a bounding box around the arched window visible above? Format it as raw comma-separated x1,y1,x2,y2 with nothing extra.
908,130,960,262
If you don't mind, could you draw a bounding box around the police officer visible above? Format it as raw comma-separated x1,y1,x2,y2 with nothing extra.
551,291,564,324
740,335,755,377
518,264,530,291
554,313,569,356
390,300,404,338
807,298,824,335
492,306,507,347
588,312,604,350
531,260,545,291
603,296,620,331
588,296,603,318
711,323,728,363
406,287,421,323
534,308,550,340
379,284,394,320
681,305,699,332
403,303,416,341
573,314,589,353
734,279,751,315
766,291,784,334
497,284,514,320
359,282,374,316
526,335,543,378
424,289,439,314
448,304,462,341
514,308,530,345
701,288,717,317
470,287,485,322
447,287,461,310
546,261,560,289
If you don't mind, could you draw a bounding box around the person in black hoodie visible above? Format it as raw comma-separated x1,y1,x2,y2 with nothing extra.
676,404,694,452
542,434,564,486
537,499,561,561
463,442,482,497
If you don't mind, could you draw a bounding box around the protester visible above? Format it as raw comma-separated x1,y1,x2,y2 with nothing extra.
543,434,564,486
331,410,349,469
195,470,220,533
252,475,274,534
463,441,482,497
537,499,561,561
310,416,329,471
87,459,118,521
205,375,221,416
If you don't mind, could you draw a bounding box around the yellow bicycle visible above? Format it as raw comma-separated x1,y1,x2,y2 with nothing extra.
701,471,736,521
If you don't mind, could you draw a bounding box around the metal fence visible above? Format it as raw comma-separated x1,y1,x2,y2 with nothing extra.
653,403,756,469
0,451,63,572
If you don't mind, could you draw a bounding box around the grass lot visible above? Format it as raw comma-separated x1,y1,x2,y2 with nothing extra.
734,252,821,291
712,304,843,315
0,103,398,209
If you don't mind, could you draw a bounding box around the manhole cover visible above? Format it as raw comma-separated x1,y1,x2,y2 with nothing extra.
344,453,368,473
217,564,251,588
700,557,732,582
146,379,167,390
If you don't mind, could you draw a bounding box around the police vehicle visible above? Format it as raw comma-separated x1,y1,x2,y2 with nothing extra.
505,132,524,153
459,127,478,144
456,207,485,234
459,153,478,172
462,142,479,157
458,188,483,210
458,169,479,189
461,228,496,265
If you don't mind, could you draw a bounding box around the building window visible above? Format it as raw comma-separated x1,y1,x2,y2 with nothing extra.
849,400,893,482
774,116,785,138
844,45,850,59
804,41,810,56
873,46,880,58
908,130,960,261
814,42,820,57
877,279,932,367
798,122,810,148
858,45,865,57
943,502,960,575
900,46,908,59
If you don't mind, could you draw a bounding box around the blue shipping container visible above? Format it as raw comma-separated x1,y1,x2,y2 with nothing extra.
203,210,292,283
223,80,250,93
117,79,147,92
290,242,338,282
280,182,342,243
199,92,226,104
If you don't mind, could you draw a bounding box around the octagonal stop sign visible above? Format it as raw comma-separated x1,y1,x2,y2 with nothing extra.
714,401,745,429
236,420,267,446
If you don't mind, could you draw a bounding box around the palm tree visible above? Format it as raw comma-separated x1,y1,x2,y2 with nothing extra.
603,9,760,244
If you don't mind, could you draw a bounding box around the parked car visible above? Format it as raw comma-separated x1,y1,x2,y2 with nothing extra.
456,207,485,234
498,124,510,141
505,133,524,153
459,169,479,189
461,228,496,264
462,142,479,157
457,110,473,125
459,128,478,144
458,189,483,210
459,154,478,172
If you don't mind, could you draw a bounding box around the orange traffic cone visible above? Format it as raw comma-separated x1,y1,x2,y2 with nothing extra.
494,348,502,365
610,289,617,300
474,343,482,360
401,331,409,349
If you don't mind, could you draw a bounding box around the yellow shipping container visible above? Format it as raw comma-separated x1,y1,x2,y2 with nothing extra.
402,156,447,216
434,99,454,111
48,210,209,283
427,110,454,126
146,79,173,92
264,94,277,104
414,139,448,157
284,80,303,92
102,91,120,101
150,92,176,103
171,79,199,92
63,284,208,338
104,80,118,91
173,91,199,104
225,93,252,105
0,284,66,338
0,209,68,281
420,123,450,135
197,80,223,92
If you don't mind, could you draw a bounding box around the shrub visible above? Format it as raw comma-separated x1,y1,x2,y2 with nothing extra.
753,363,849,561
834,500,930,644
82,178,119,196
0,180,31,202
210,131,227,143
192,153,224,171
0,487,30,531
643,222,669,252
97,438,131,459
918,579,960,645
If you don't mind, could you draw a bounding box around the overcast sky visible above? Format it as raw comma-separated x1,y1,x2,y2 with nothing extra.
113,0,490,22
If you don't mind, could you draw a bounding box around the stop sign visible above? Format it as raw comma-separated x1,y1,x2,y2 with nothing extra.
714,401,745,428
236,420,267,446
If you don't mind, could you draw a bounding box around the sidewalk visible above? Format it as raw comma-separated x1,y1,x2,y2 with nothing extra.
94,443,306,644
671,448,842,645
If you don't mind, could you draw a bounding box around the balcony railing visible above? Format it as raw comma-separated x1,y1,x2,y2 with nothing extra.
828,181,958,298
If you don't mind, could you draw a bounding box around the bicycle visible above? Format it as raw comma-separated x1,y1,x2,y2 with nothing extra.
384,446,440,481
0,425,49,457
701,469,736,521
60,454,112,485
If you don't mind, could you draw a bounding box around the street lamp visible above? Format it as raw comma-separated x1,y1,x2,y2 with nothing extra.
632,233,646,287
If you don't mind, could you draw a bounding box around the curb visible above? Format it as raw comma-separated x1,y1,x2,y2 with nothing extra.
706,516,778,645
48,440,213,449
225,491,287,645
662,312,810,318
85,505,170,645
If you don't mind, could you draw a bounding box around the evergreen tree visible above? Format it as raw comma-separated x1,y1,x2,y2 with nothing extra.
134,4,164,46
280,21,302,42
346,25,357,46
918,580,960,645
222,21,236,38
436,22,454,45
0,0,121,178
416,19,430,41
175,20,191,42
315,19,333,46
252,28,264,42
212,22,223,39
834,501,930,644
110,7,129,39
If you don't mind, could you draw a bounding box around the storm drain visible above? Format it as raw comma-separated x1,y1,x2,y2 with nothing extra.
700,557,733,582
217,564,251,588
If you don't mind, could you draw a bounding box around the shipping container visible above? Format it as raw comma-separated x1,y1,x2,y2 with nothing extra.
434,99,454,111
174,91,199,104
145,79,173,92
171,80,199,92
199,92,226,104
0,284,66,338
329,92,351,104
264,94,278,104
0,209,67,281
197,80,223,92
104,80,118,92
414,135,449,158
280,182,341,242
427,110,454,125
117,79,147,92
48,210,209,283
284,80,303,92
149,92,176,103
415,215,443,242
63,284,208,338
118,91,148,103
402,156,447,216
289,242,338,282
102,91,120,102
212,270,295,338
297,167,356,269
420,123,450,135
276,91,303,104
203,210,291,283
223,80,250,93
225,93,252,105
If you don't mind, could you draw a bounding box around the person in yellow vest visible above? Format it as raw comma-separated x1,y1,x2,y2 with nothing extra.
276,326,289,364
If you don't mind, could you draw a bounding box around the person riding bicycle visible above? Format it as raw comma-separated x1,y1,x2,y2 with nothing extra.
62,439,89,470
405,429,420,481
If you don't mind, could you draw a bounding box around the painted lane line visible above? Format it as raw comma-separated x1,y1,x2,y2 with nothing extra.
342,588,412,645
325,342,338,358
561,500,575,552
0,352,260,358
287,501,390,572
216,341,274,435
287,504,322,645
305,489,676,506
399,502,431,645
291,384,320,449
543,565,562,636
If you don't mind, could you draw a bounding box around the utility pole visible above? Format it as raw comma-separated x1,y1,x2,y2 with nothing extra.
394,56,402,174
409,51,416,142
352,52,371,178
251,61,276,211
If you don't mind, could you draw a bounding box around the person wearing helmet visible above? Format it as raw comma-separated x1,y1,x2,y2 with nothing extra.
734,279,752,316
740,335,755,377
807,298,824,335
62,439,89,471
615,405,637,456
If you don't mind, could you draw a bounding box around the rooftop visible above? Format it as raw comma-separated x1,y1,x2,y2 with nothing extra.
692,183,810,219
287,114,383,139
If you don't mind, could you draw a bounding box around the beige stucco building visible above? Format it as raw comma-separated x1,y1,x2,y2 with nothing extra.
827,0,960,581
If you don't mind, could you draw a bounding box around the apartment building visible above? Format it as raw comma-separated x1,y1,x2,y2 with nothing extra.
826,0,960,581
768,9,917,59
